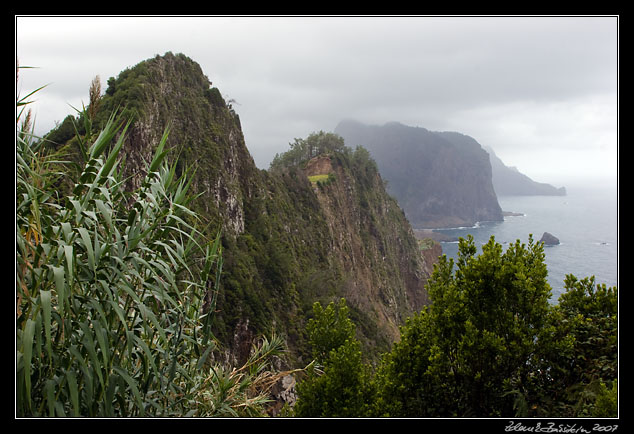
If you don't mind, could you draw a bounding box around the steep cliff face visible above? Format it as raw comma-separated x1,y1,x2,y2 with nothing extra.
98,52,256,235
50,53,432,362
335,120,504,229
303,152,429,347
485,146,566,196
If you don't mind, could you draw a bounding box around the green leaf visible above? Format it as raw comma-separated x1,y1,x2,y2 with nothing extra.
80,321,105,390
91,319,110,367
135,302,167,344
112,366,146,416
45,378,57,417
60,222,73,243
77,227,95,272
51,265,66,318
149,123,171,174
94,199,113,229
89,111,120,159
40,289,53,362
66,370,80,417
132,335,161,384
107,300,129,334
17,84,48,108
21,319,36,411
99,118,131,183
63,244,74,289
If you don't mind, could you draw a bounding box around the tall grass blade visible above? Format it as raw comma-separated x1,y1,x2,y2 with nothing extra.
44,379,56,416
51,266,66,319
99,118,131,182
79,321,104,390
21,319,36,412
89,111,119,159
63,244,74,289
77,227,95,272
112,366,145,416
149,123,171,174
40,289,52,362
66,371,80,417
17,84,48,108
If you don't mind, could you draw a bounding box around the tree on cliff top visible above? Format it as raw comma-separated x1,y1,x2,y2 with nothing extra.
269,131,346,171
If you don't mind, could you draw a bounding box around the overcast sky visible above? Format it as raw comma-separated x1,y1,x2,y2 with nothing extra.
16,15,618,188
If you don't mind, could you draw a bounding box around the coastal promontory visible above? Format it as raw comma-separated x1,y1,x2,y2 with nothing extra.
486,146,566,196
335,120,504,229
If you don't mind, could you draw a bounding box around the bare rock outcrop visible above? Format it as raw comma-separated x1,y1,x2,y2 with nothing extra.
540,232,560,245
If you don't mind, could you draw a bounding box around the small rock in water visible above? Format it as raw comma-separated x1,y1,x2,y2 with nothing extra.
539,232,560,245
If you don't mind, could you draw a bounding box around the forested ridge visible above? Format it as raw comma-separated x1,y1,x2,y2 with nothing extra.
16,53,617,418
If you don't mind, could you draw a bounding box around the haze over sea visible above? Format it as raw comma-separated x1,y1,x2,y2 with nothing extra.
433,183,618,302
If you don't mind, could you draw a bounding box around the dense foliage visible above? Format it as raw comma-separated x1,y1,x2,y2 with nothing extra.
538,275,618,416
16,78,287,417
293,299,375,417
294,236,617,418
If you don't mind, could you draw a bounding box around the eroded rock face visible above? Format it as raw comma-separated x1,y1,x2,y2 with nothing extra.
304,153,430,345
304,155,334,177
419,238,443,274
105,52,252,235
267,374,298,416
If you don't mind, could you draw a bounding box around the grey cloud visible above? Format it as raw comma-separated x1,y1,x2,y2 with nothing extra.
16,15,618,184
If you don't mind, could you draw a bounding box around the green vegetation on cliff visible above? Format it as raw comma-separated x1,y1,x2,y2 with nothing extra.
38,52,430,367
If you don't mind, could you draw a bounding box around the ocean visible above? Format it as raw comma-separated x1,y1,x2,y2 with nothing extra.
432,184,618,302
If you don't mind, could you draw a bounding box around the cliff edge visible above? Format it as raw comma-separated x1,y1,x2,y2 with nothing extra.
335,120,504,229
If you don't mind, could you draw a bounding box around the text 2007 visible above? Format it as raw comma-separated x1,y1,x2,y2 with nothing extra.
505,421,618,433
592,425,618,433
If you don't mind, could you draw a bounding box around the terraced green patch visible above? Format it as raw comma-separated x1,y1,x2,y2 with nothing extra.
308,174,330,183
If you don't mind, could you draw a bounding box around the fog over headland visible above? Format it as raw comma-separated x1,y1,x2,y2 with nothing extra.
16,15,618,188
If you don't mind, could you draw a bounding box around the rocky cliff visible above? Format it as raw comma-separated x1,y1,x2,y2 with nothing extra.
47,53,433,362
485,146,566,196
96,52,257,235
302,152,429,348
335,120,504,229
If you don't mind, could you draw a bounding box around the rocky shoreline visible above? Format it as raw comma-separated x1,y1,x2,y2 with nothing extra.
413,229,459,242
413,210,525,243
502,211,525,217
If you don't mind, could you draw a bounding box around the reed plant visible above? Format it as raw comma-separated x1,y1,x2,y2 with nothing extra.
16,70,288,417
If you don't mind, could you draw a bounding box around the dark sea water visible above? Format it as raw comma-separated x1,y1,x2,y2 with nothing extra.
433,184,618,302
